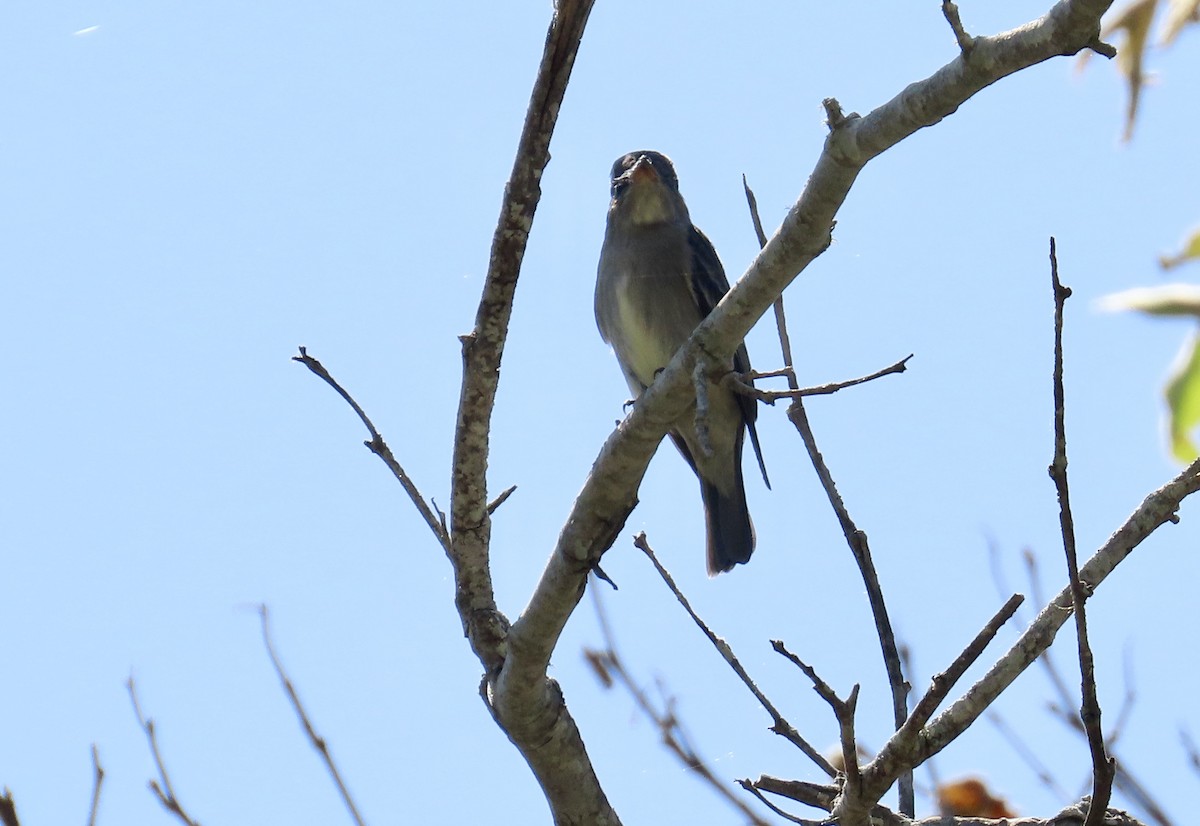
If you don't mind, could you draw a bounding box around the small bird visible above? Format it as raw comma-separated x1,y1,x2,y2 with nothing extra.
595,150,769,575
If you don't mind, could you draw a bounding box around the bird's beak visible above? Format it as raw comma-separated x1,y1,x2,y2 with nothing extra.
630,156,659,184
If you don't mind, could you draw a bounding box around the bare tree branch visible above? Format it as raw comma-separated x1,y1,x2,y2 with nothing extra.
787,394,912,817
988,711,1073,799
510,0,1124,730
737,355,913,403
942,0,976,55
1047,237,1115,824
127,677,202,826
585,585,771,826
770,641,869,821
0,790,18,826
293,347,451,555
860,457,1200,803
87,744,104,826
742,177,798,393
259,605,367,826
635,533,835,775
907,595,1024,734
440,4,617,824
750,776,909,826
549,6,1122,818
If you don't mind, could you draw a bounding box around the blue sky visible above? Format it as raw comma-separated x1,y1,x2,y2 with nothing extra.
3,2,1199,824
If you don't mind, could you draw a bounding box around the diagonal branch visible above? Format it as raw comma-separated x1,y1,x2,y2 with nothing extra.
259,605,367,826
636,533,834,775
585,584,771,826
127,677,202,826
860,456,1200,802
293,347,451,555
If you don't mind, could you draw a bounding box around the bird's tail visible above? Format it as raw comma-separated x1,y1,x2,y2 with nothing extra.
702,472,755,576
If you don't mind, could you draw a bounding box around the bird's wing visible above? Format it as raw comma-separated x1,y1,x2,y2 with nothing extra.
688,226,770,489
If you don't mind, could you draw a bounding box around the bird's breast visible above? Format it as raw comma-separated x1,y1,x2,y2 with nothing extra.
602,266,703,388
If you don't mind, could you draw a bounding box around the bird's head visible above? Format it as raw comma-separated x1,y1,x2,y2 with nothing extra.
608,150,689,228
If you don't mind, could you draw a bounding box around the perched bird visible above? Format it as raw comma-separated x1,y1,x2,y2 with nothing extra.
595,150,769,575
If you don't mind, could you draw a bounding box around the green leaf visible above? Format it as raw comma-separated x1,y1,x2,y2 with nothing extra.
1160,225,1200,270
1166,331,1200,462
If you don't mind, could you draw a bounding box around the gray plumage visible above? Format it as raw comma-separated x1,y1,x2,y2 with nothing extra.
595,150,769,575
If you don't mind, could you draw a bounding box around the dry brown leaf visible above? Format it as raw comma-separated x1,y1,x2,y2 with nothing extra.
937,777,1016,818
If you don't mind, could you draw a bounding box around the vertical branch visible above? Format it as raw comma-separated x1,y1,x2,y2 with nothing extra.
786,399,913,815
744,177,911,815
743,177,799,392
1047,237,1115,824
442,5,621,824
448,0,595,669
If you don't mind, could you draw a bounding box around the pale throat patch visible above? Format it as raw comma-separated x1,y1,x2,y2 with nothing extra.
627,188,673,225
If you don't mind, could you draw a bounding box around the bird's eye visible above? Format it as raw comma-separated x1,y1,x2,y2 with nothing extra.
611,178,629,199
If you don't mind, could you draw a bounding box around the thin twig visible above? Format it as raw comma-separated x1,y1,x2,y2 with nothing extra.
0,790,18,826
259,605,368,826
1103,647,1137,752
1026,552,1170,824
1022,550,1078,706
858,456,1200,808
1047,695,1175,826
1048,237,1114,826
736,355,913,403
748,176,914,813
750,776,909,826
293,347,451,554
743,176,798,391
987,711,1073,799
786,398,913,814
736,780,814,824
586,583,771,825
753,163,912,811
1181,729,1200,775
942,0,976,54
87,744,105,826
905,594,1024,733
771,641,863,801
634,533,835,776
486,484,518,514
127,677,202,826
